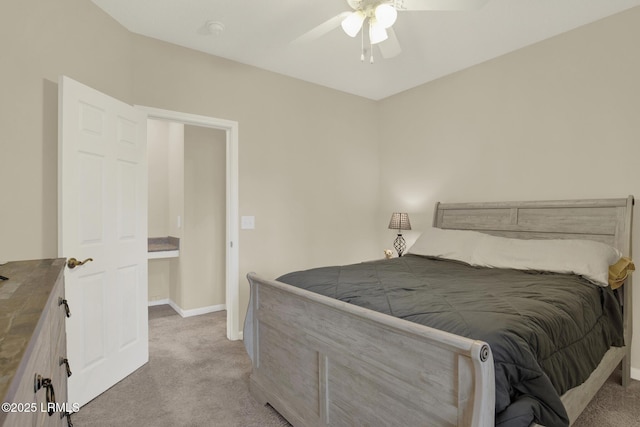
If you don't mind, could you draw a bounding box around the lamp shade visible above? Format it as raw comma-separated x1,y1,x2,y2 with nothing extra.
388,213,411,231
375,4,398,29
368,19,388,44
341,11,366,37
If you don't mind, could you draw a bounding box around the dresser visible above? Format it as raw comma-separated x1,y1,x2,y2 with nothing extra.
0,259,73,427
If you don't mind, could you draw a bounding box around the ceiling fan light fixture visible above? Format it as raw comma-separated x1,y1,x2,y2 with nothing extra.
369,19,388,44
341,11,366,37
374,3,397,28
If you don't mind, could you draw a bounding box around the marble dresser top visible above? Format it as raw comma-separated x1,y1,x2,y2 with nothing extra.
148,236,180,252
0,259,65,400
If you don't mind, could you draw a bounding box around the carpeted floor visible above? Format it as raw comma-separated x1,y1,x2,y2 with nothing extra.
573,369,640,427
73,305,289,426
74,305,640,426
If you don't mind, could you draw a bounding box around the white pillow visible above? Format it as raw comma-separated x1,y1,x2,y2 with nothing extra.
408,227,621,286
471,233,621,286
407,227,486,264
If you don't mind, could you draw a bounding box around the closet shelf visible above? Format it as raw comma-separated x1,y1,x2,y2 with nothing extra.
148,236,180,259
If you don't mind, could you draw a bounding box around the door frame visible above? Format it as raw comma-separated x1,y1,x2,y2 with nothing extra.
136,106,240,341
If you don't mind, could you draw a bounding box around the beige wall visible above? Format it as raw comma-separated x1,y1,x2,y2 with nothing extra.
148,120,172,238
167,123,185,307
378,7,640,374
147,119,184,303
181,125,226,309
0,0,133,262
147,119,168,304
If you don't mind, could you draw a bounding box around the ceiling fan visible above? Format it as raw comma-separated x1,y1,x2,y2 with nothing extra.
296,0,488,62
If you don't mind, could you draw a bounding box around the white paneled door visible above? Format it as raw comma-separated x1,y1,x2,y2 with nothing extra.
59,76,148,407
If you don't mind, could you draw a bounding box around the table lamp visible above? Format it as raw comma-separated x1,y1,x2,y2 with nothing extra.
388,212,411,257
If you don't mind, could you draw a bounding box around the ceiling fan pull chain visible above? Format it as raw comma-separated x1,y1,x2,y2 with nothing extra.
360,27,365,61
369,21,374,63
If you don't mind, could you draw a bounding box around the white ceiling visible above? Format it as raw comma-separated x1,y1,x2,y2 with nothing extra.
91,0,640,100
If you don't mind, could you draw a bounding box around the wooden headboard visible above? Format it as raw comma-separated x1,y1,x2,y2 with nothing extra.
433,196,634,257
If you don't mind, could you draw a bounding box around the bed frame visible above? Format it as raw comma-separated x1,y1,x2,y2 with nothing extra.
245,196,634,427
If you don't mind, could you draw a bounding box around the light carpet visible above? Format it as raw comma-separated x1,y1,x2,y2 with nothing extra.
73,305,288,426
73,305,640,426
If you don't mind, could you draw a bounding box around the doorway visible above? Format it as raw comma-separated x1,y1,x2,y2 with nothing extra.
138,106,240,341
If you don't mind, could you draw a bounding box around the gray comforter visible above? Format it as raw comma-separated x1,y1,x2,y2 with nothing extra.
277,255,624,427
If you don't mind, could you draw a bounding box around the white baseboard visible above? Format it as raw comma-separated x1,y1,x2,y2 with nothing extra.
148,298,170,307
148,299,225,318
169,300,226,318
238,331,243,340
631,367,640,381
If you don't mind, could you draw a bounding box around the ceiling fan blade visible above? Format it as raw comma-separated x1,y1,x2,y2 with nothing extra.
395,0,488,11
291,12,351,45
378,27,402,58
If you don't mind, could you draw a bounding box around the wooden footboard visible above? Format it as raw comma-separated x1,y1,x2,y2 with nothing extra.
246,273,495,427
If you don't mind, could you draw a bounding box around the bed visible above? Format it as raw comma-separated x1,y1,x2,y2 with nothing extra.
243,196,634,427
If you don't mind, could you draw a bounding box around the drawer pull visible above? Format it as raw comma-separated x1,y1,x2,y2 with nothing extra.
33,374,56,416
33,373,46,393
60,357,72,377
61,411,74,427
59,297,71,317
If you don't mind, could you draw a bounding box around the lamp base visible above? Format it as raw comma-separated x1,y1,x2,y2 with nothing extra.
393,234,406,257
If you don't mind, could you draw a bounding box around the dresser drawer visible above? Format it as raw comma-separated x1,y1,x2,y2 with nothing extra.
0,259,68,427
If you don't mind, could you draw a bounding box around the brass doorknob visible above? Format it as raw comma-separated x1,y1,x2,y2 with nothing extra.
67,257,93,269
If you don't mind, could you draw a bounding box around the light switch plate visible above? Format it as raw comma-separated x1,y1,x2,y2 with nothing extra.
241,216,255,230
